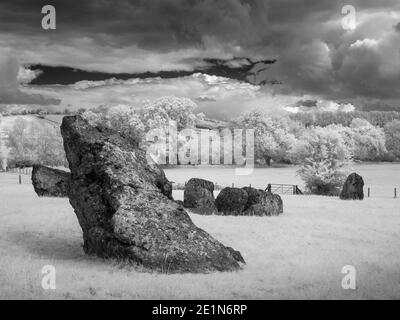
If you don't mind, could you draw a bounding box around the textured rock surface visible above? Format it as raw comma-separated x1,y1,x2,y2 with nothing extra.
270,193,284,214
215,186,283,216
184,178,217,214
215,187,248,215
31,164,70,197
175,200,184,207
61,115,244,273
242,187,283,216
242,187,264,208
340,173,364,200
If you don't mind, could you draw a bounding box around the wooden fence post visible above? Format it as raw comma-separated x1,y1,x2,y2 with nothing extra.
368,187,370,198
395,188,397,198
19,175,21,185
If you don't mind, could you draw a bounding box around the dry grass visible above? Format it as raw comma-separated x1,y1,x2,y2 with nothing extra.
0,166,399,299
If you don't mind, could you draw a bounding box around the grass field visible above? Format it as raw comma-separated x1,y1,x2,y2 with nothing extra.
165,163,400,198
0,165,399,299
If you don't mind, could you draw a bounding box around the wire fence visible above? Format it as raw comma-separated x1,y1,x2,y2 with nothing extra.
4,167,33,175
1,169,398,198
172,181,399,198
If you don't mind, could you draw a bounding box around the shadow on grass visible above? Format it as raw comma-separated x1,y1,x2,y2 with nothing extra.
9,230,85,261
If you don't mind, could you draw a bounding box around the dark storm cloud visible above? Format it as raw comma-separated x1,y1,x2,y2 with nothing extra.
1,0,399,55
0,0,260,50
0,0,380,53
394,22,400,31
0,0,400,109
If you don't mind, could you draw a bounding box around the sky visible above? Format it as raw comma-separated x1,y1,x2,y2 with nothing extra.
0,0,400,118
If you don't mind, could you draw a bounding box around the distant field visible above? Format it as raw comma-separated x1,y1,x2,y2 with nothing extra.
0,164,399,299
166,163,400,198
0,114,64,127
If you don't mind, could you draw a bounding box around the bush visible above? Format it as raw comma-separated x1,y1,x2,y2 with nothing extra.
297,126,352,196
350,119,387,161
384,120,400,159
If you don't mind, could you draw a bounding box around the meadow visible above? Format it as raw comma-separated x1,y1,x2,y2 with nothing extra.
0,164,399,299
166,163,400,198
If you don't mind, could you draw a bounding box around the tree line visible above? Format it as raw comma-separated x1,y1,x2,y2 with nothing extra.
289,110,400,128
2,97,400,196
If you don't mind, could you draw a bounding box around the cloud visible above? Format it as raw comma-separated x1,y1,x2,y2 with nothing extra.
285,99,355,113
334,33,400,100
268,39,335,96
196,96,217,102
0,0,400,111
0,0,266,73
23,73,305,119
264,7,400,109
17,67,42,84
0,49,60,105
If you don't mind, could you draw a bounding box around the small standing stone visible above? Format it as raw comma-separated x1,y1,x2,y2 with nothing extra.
183,178,217,215
31,164,70,197
340,173,364,200
215,186,283,216
242,187,283,216
215,187,249,215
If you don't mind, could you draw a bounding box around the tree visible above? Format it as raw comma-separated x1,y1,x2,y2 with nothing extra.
384,120,400,159
82,97,200,165
140,96,198,131
7,117,67,167
350,118,387,161
83,105,145,147
328,124,355,154
297,126,352,195
289,110,400,128
288,138,311,164
235,111,296,165
0,114,5,170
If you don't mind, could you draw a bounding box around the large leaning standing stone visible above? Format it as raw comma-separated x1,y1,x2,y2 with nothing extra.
340,172,364,200
61,115,244,273
31,164,70,197
184,178,217,215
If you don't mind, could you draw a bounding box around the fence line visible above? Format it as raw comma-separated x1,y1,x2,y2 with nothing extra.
172,181,398,198
2,170,397,198
266,184,303,195
171,181,303,195
5,167,33,175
